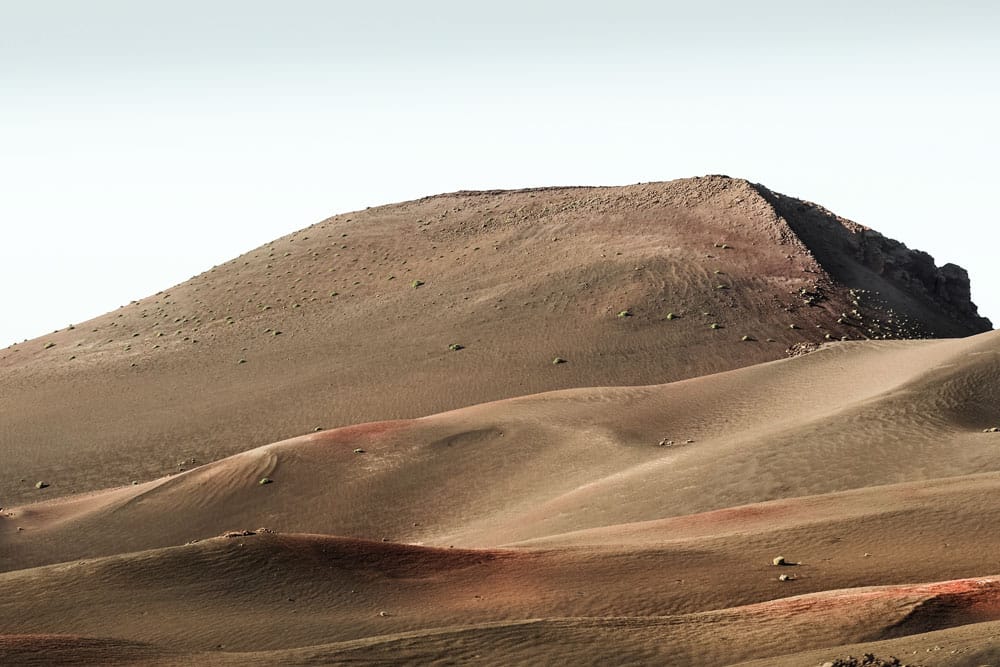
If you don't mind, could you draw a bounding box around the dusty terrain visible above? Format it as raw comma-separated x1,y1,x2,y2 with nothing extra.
1,176,997,665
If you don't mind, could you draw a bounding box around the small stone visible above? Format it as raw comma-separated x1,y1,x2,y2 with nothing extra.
34,481,48,489
259,477,273,485
223,530,256,538
772,556,786,566
353,448,365,454
778,574,794,581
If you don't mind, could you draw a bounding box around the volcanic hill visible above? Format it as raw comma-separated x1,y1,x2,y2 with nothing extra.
0,176,989,505
2,176,997,666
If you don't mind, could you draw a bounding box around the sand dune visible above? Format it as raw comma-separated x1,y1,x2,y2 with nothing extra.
2,178,997,664
2,330,999,663
4,531,1000,665
6,330,998,570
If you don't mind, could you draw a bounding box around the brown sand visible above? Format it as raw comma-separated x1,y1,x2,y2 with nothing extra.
1,177,997,665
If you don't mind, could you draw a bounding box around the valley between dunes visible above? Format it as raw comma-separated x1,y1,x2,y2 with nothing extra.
2,177,998,665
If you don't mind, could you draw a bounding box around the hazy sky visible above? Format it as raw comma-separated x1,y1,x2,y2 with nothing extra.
2,1,997,346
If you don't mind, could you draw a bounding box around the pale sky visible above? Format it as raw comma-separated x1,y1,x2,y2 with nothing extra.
2,1,997,347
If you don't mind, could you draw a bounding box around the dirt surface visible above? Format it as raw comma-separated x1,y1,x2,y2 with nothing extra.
1,176,997,665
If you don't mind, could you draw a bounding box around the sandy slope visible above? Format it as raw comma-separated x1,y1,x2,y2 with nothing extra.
2,330,999,664
4,533,1000,665
5,331,998,568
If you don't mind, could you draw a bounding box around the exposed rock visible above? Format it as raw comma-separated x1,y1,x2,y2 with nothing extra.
752,182,992,336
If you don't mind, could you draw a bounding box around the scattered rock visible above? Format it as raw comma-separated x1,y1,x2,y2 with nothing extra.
778,574,795,581
786,342,821,357
552,357,567,364
353,448,366,454
819,653,913,666
34,481,48,489
772,556,787,566
259,477,273,485
984,427,999,433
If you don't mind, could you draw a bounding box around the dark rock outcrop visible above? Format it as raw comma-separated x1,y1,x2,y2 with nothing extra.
752,182,992,337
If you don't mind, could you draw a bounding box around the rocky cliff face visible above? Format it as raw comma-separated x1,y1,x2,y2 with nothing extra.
856,230,983,320
752,182,992,336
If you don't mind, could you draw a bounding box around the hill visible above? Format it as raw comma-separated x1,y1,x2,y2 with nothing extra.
2,176,997,665
0,176,990,505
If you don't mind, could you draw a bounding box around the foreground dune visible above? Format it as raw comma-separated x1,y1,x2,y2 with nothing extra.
4,532,1000,665
3,329,999,664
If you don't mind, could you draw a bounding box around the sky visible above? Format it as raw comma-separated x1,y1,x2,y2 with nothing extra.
2,1,998,347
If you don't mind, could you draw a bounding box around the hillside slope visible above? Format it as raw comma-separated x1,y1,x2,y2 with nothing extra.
0,176,990,505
